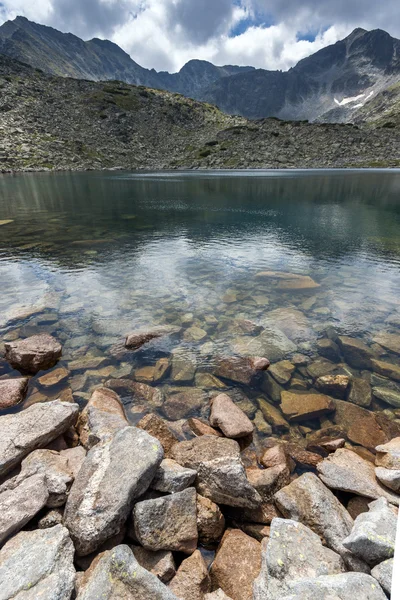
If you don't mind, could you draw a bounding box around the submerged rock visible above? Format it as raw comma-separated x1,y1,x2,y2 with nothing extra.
0,525,75,600
373,386,400,407
210,393,254,438
0,400,79,476
133,487,198,554
64,426,163,555
210,529,261,600
280,391,335,422
214,356,270,386
163,387,207,420
0,378,29,410
171,436,262,508
125,325,181,350
373,332,400,356
253,518,345,600
5,334,62,374
315,374,350,398
37,367,69,388
347,377,372,407
332,400,393,449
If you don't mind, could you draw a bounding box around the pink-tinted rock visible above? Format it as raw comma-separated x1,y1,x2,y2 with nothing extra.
0,378,29,409
5,334,62,374
210,394,254,439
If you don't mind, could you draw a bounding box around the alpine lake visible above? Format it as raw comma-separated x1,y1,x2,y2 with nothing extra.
1,169,400,454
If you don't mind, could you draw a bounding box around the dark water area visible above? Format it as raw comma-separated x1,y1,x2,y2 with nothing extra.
1,169,400,440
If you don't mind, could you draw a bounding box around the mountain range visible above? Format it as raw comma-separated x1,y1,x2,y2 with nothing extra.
0,16,400,123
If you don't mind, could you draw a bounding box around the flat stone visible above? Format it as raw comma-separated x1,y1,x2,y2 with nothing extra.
64,426,163,555
376,437,400,469
343,498,396,565
38,367,69,388
261,372,284,402
373,332,400,355
163,387,207,420
232,330,296,363
373,386,400,407
253,518,345,600
76,544,179,599
5,334,62,374
347,377,372,407
188,417,223,437
317,338,341,362
134,487,198,554
214,356,270,386
125,325,181,350
183,326,208,342
0,400,79,476
269,360,295,385
77,387,128,449
134,365,157,383
246,465,291,501
306,359,338,380
210,529,261,600
371,359,400,382
171,436,262,508
210,393,254,438
0,473,48,544
275,473,367,572
371,558,393,597
0,378,29,409
137,413,180,456
279,573,387,599
197,493,225,546
317,448,399,505
285,444,323,469
131,547,176,583
69,355,108,371
258,399,290,432
253,410,273,434
280,391,335,422
337,336,374,369
151,459,197,493
171,350,197,383
195,372,226,389
315,374,350,398
375,466,400,492
332,400,390,450
169,550,211,600
153,357,172,382
0,525,75,600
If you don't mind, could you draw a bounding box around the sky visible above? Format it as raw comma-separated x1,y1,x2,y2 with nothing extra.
0,0,399,73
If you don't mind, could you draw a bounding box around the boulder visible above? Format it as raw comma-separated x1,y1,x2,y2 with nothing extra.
131,547,176,583
197,493,225,546
258,399,290,432
214,356,270,386
280,391,335,422
332,400,392,449
151,459,197,493
64,426,163,555
163,387,207,420
347,377,372,407
337,336,374,369
0,378,29,410
268,360,295,385
210,529,261,600
317,449,399,505
137,413,180,456
0,473,48,544
376,437,400,469
188,417,223,437
76,544,179,599
210,393,254,438
170,350,197,383
246,465,290,501
375,466,400,493
253,518,345,600
315,375,350,398
125,325,181,350
168,550,211,599
373,332,400,356
171,436,262,508
77,387,129,449
371,558,393,597
371,359,400,382
342,498,397,565
0,525,75,600
279,573,387,599
274,473,367,571
0,400,79,476
133,487,198,554
316,338,341,362
5,334,62,374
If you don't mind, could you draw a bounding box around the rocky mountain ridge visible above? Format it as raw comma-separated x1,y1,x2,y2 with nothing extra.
1,17,400,123
1,53,400,172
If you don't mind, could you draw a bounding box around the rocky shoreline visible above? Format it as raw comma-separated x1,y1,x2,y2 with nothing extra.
0,323,399,599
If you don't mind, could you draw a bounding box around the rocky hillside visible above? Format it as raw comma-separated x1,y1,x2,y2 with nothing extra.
1,17,400,123
1,53,400,172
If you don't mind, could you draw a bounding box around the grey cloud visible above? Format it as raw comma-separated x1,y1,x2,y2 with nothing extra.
165,0,236,44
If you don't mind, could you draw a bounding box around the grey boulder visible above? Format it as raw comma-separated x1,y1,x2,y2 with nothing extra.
64,425,163,555
253,518,345,600
76,544,179,599
151,459,197,493
371,558,393,597
342,498,397,565
0,400,79,476
0,525,75,600
5,334,62,374
171,436,262,508
375,466,400,493
280,573,387,600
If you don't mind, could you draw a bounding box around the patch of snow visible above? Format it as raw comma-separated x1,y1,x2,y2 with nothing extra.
334,93,366,107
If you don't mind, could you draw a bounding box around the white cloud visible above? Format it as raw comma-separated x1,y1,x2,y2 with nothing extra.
0,0,399,72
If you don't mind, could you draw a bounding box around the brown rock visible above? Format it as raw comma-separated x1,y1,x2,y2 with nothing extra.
376,437,400,469
333,400,390,450
337,336,374,369
210,393,254,439
163,388,207,420
260,444,295,472
0,378,29,409
131,546,176,583
280,391,335,422
169,550,211,600
205,591,233,600
238,523,270,542
347,378,372,407
373,332,400,356
307,438,346,455
246,465,290,501
214,356,270,386
315,375,350,399
188,418,223,437
197,494,225,547
237,501,282,525
37,367,69,388
125,325,181,350
5,334,62,374
77,387,128,449
371,359,400,382
285,444,324,468
347,496,371,520
137,413,180,456
210,529,261,600
258,398,290,432
268,360,295,385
